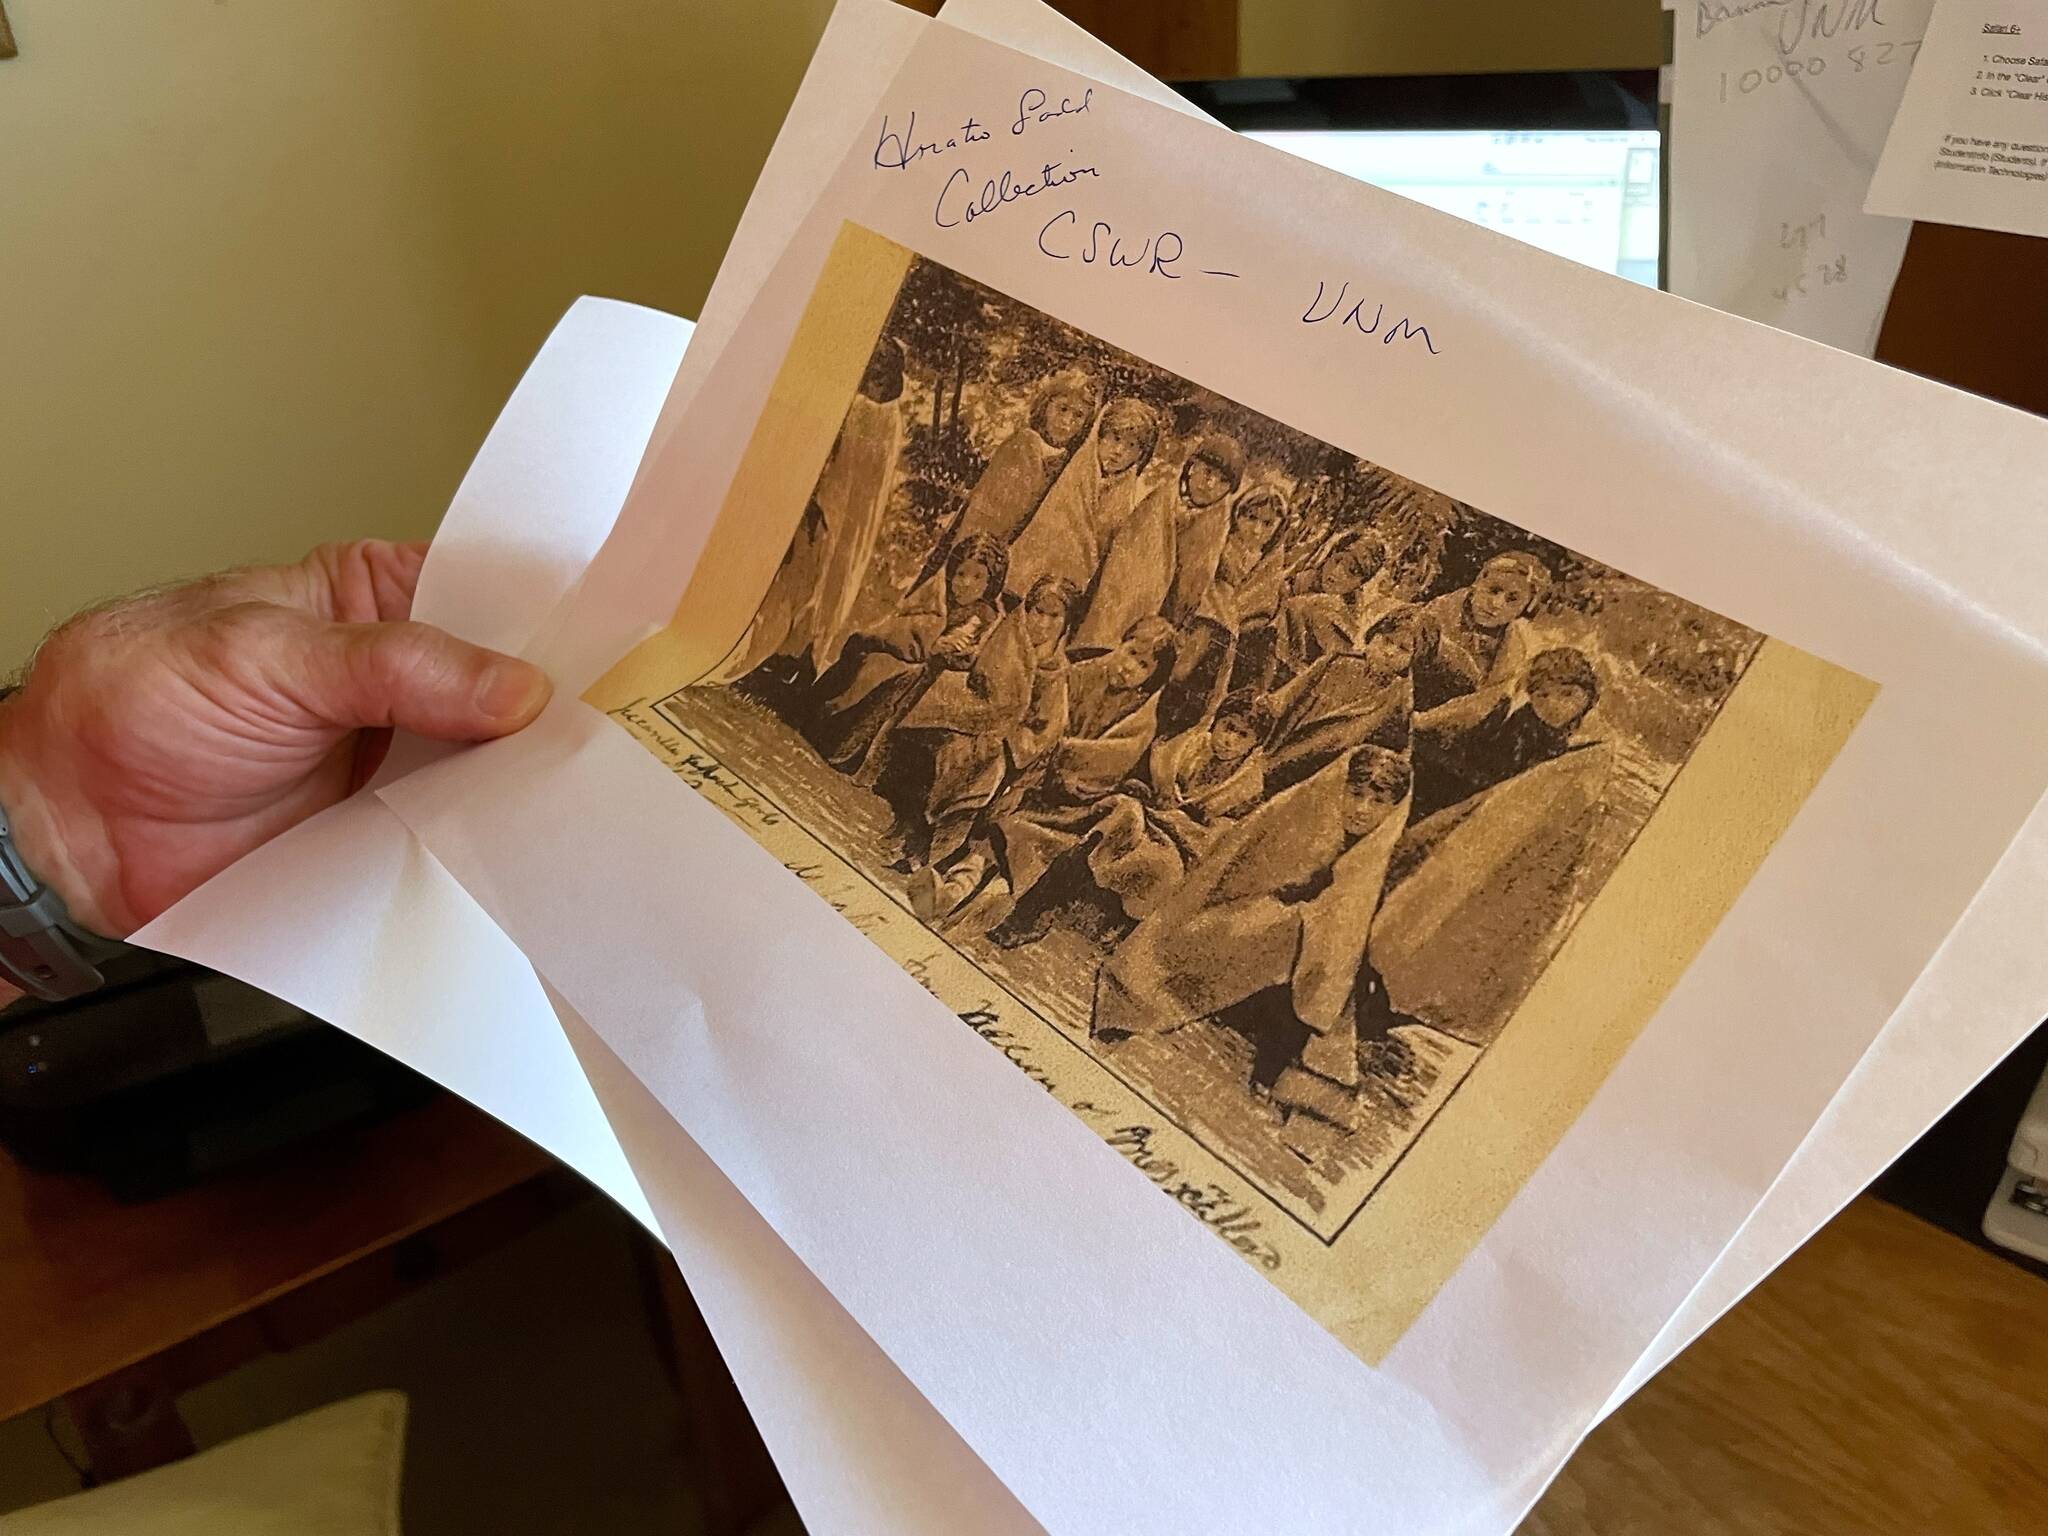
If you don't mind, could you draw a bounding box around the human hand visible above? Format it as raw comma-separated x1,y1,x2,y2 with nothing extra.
0,540,551,943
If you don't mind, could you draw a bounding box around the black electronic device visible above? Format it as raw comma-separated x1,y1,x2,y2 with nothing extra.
0,949,433,1200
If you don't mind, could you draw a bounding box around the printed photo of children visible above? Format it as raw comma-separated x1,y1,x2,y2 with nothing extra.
660,253,1763,1224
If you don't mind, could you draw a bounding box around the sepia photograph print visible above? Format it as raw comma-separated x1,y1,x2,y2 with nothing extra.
592,224,1873,1359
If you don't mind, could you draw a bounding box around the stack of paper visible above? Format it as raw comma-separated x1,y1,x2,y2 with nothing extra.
139,2,2048,1529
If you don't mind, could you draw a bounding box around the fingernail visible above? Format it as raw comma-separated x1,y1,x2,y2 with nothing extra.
476,659,552,722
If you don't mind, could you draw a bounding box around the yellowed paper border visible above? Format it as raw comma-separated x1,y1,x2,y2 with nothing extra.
1331,638,1871,1354
589,224,913,709
591,221,1877,1361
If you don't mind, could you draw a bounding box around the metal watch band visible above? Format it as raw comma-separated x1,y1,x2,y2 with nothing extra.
0,796,112,1002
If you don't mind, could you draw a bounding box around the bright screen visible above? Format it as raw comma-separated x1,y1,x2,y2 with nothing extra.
1244,129,1661,287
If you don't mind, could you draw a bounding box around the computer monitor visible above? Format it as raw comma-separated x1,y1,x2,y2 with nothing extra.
1177,72,1663,289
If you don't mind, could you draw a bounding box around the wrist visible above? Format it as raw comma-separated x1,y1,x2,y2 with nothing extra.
0,697,126,940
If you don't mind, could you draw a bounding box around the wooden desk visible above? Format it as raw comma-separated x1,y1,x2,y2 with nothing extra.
1531,1197,2048,1533
1,1092,779,1534
11,1087,2044,1530
1,1094,561,1476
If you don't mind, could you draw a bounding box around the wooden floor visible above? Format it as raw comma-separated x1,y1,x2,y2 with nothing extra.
1527,1197,2048,1534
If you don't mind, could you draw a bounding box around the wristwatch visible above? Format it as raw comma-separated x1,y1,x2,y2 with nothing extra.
0,795,116,1002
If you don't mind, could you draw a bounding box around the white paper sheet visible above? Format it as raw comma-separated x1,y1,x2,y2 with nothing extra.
123,4,2048,1529
933,7,2048,1457
1668,0,1933,353
1867,0,2048,234
134,295,676,1231
1609,779,2048,1408
946,8,2048,1448
381,11,2048,1530
548,985,1041,1535
128,286,1036,1535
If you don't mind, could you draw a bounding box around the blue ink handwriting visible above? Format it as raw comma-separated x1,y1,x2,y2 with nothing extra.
1012,86,1092,136
1035,210,1240,282
1302,279,1441,355
872,110,993,172
934,160,1102,227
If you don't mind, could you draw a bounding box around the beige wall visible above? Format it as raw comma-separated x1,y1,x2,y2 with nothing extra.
0,0,835,668
1241,0,1665,78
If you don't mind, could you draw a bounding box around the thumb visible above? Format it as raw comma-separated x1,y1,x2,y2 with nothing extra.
282,615,554,741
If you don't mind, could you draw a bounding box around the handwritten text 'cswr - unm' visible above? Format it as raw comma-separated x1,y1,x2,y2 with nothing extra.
874,85,1439,351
